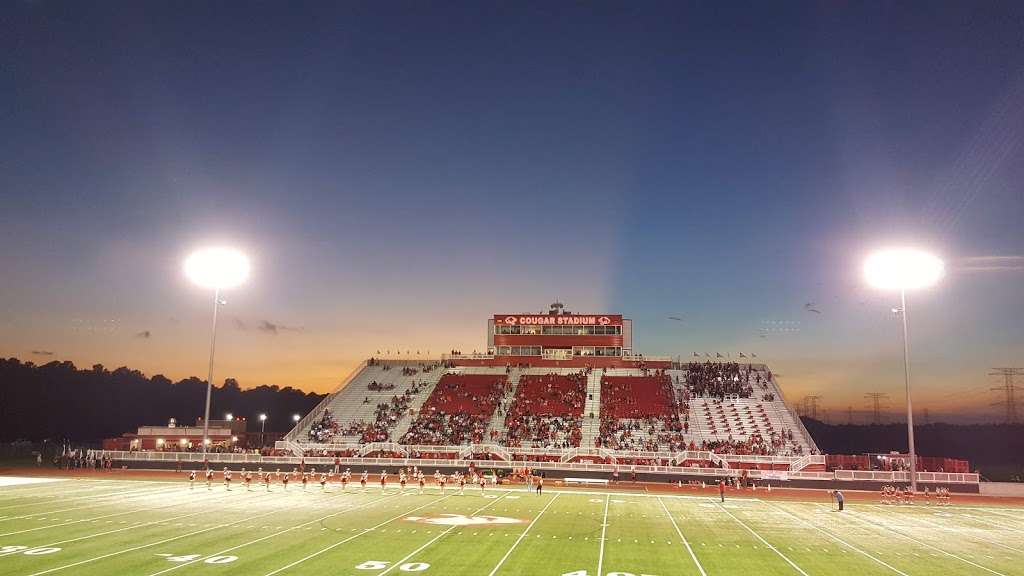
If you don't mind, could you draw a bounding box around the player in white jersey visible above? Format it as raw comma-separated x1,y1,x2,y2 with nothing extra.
223,467,232,491
188,470,196,489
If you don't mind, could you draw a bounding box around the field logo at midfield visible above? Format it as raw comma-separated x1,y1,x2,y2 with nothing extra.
405,514,526,526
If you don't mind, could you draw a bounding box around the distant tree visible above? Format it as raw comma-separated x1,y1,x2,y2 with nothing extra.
0,357,325,442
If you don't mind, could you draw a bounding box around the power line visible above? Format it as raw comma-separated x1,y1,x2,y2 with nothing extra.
989,368,1022,424
802,395,823,421
864,392,889,424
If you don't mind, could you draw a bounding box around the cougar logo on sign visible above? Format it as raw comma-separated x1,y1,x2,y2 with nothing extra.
598,316,611,325
504,316,517,325
405,514,526,526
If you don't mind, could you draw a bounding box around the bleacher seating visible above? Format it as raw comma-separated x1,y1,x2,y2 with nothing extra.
400,373,507,445
503,372,586,448
598,372,685,452
289,360,818,457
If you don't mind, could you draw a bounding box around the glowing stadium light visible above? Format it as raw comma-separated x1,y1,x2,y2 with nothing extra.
259,413,268,447
259,413,267,421
156,438,164,446
184,246,250,456
179,439,187,446
231,436,238,442
864,247,944,493
184,247,250,290
863,249,944,291
292,414,301,423
225,413,233,421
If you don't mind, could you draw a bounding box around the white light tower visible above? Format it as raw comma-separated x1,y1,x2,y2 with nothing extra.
185,247,250,455
259,413,268,447
864,248,944,492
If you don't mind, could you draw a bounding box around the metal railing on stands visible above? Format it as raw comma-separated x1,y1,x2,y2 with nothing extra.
284,360,368,442
94,449,980,484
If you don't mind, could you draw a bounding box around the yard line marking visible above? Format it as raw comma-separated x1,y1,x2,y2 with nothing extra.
24,500,291,576
956,513,1024,535
0,484,192,518
712,498,809,576
0,483,175,512
835,505,1009,576
378,493,511,576
263,495,454,576
0,490,253,557
145,493,398,576
0,482,125,505
762,501,908,576
867,505,1024,555
487,492,560,576
658,497,707,576
0,487,226,538
597,493,610,576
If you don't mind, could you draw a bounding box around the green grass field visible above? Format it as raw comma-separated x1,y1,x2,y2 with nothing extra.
1,476,1022,576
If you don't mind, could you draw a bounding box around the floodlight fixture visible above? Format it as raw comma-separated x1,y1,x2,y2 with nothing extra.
863,247,944,492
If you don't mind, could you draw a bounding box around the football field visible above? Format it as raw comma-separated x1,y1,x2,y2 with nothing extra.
1,477,1022,575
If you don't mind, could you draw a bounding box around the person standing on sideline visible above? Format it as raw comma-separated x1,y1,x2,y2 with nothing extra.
719,479,726,503
833,489,845,511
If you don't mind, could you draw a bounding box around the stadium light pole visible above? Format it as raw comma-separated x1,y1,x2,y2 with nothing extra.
864,248,944,492
184,247,250,456
259,413,267,447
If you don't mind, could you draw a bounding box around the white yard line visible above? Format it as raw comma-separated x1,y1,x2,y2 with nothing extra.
597,493,610,576
0,485,237,537
762,501,909,576
145,493,399,576
0,484,190,518
263,495,454,576
955,511,1024,535
834,505,1009,576
712,498,809,576
25,498,292,576
0,482,121,503
657,496,707,576
866,504,1024,555
377,492,511,576
0,483,170,512
0,490,247,557
487,492,560,576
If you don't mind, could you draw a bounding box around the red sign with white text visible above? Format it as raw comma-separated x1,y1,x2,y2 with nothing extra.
494,314,622,326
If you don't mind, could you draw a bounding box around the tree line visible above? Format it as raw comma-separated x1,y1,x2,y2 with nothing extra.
0,357,325,442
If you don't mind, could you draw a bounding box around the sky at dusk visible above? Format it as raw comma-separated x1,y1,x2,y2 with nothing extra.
2,2,1023,423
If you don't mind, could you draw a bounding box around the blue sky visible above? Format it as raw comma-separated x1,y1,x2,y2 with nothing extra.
2,1,1023,422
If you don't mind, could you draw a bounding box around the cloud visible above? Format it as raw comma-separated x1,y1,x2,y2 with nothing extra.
956,255,1024,273
233,317,248,331
135,330,151,339
31,350,54,356
257,320,302,335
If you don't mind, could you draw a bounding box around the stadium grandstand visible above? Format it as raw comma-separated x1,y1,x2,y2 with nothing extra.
281,304,821,469
93,303,980,493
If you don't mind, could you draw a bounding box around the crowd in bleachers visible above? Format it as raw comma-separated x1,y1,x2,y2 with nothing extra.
503,372,587,448
367,380,395,391
308,410,338,442
597,372,685,451
400,373,506,445
359,393,413,442
681,362,759,398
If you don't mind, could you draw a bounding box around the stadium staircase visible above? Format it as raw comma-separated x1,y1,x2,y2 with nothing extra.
581,371,602,447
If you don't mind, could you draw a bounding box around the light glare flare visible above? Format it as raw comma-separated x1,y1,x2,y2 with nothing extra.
864,248,944,290
184,247,250,289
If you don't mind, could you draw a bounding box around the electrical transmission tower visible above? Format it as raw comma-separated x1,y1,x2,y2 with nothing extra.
801,395,823,420
989,368,1022,424
865,392,889,424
